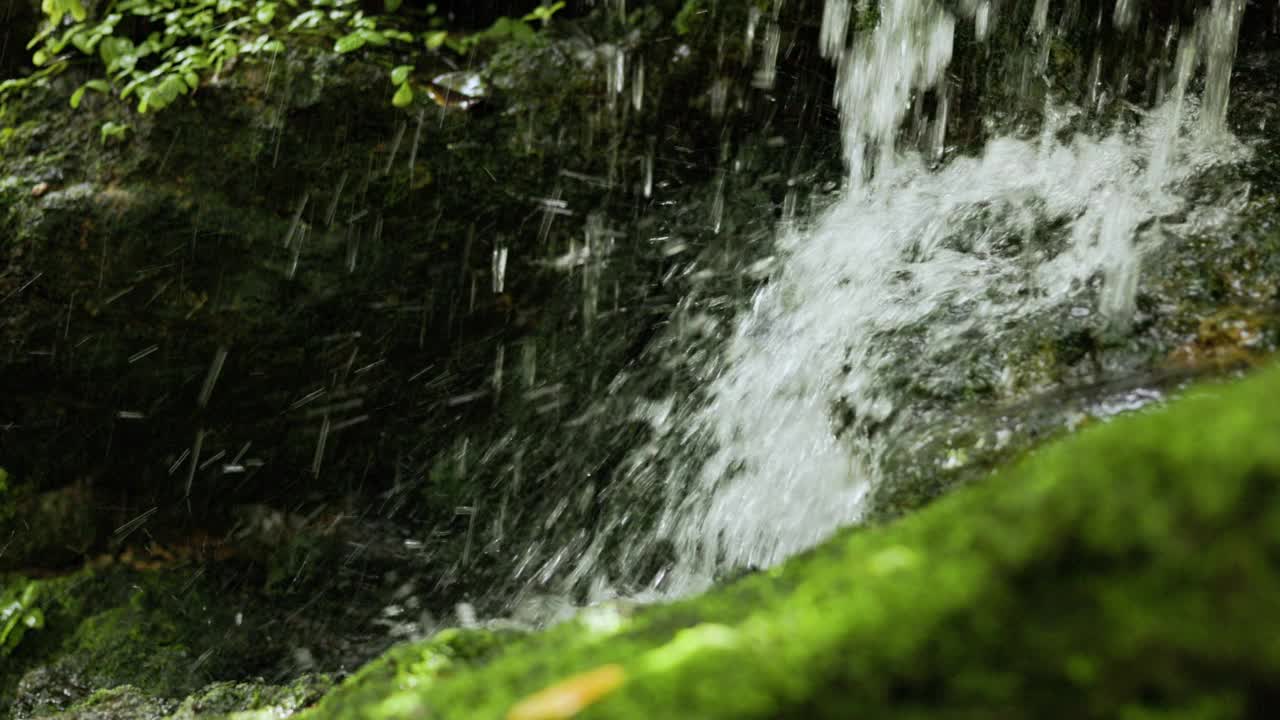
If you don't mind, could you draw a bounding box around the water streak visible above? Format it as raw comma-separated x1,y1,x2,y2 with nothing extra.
611,0,1251,595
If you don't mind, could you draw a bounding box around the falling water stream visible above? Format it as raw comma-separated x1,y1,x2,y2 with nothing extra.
389,0,1269,632
459,0,1261,629
629,0,1253,595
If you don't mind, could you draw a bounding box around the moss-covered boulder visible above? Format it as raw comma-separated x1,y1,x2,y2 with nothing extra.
46,676,331,720
299,359,1280,718
0,561,354,718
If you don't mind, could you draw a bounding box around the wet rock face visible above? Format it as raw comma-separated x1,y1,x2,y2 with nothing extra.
0,0,843,585
866,50,1280,520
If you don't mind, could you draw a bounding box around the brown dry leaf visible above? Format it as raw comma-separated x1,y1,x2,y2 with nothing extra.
506,664,626,720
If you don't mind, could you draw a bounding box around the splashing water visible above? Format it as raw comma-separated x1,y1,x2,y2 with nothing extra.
581,0,1253,597
480,0,1260,625
648,104,1245,594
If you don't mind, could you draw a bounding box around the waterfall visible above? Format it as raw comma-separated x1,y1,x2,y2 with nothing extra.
597,0,1253,597
486,1,1257,625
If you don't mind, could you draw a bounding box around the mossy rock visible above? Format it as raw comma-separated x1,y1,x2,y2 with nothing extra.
0,562,348,718
299,360,1280,718
0,481,99,571
44,675,332,720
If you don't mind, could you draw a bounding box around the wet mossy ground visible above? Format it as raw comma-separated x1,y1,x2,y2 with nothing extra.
3,3,1280,718
47,676,332,720
300,358,1280,719
9,357,1280,718
0,561,342,717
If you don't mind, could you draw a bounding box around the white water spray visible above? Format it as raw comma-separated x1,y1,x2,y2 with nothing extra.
609,0,1253,596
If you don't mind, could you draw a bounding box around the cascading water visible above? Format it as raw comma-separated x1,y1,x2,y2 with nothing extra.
558,0,1255,600
467,0,1262,630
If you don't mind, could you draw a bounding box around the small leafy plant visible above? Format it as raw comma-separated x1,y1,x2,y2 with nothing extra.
0,584,45,658
100,120,131,144
4,0,567,114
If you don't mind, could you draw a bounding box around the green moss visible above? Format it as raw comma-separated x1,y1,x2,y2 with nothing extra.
48,675,333,719
302,361,1280,718
0,564,301,715
304,627,523,720
54,685,175,720
165,675,333,719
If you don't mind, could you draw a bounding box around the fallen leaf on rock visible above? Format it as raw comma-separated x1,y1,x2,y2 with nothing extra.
506,664,626,720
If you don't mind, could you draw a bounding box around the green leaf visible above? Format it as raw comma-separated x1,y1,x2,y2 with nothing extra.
390,65,412,85
100,121,130,145
385,0,401,12
42,0,63,26
99,36,135,69
157,73,187,102
334,32,365,53
253,3,276,23
288,10,322,31
137,74,186,114
523,1,565,25
41,0,85,25
392,81,413,108
359,29,389,46
70,29,98,55
26,24,57,51
674,0,704,36
116,54,138,74
424,31,447,50
120,77,143,99
470,17,535,46
69,80,109,109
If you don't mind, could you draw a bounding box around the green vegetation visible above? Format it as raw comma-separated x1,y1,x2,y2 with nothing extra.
55,675,332,719
2,0,567,114
0,583,44,659
302,628,522,720
300,361,1280,718
1,1,1276,717
0,562,342,716
673,0,705,36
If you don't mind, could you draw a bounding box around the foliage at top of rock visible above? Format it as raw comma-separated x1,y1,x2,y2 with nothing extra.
1,0,570,117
